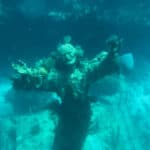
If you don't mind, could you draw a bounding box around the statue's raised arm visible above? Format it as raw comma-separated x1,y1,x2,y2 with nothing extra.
86,35,122,84
11,56,60,92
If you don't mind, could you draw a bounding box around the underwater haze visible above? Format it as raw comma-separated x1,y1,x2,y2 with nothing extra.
0,0,150,150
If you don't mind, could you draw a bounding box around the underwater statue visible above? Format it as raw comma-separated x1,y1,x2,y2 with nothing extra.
11,35,122,150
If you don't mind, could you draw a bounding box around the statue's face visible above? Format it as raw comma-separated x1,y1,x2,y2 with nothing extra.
57,43,77,66
63,51,76,65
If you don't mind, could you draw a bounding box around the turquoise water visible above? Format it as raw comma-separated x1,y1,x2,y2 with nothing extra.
0,1,150,150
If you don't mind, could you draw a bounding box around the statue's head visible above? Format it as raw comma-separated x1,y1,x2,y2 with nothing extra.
57,36,83,68
106,35,123,53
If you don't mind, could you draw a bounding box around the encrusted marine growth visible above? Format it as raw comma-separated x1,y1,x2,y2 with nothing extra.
12,35,121,98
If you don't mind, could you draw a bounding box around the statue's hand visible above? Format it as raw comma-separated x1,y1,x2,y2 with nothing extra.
106,35,123,56
12,60,32,75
